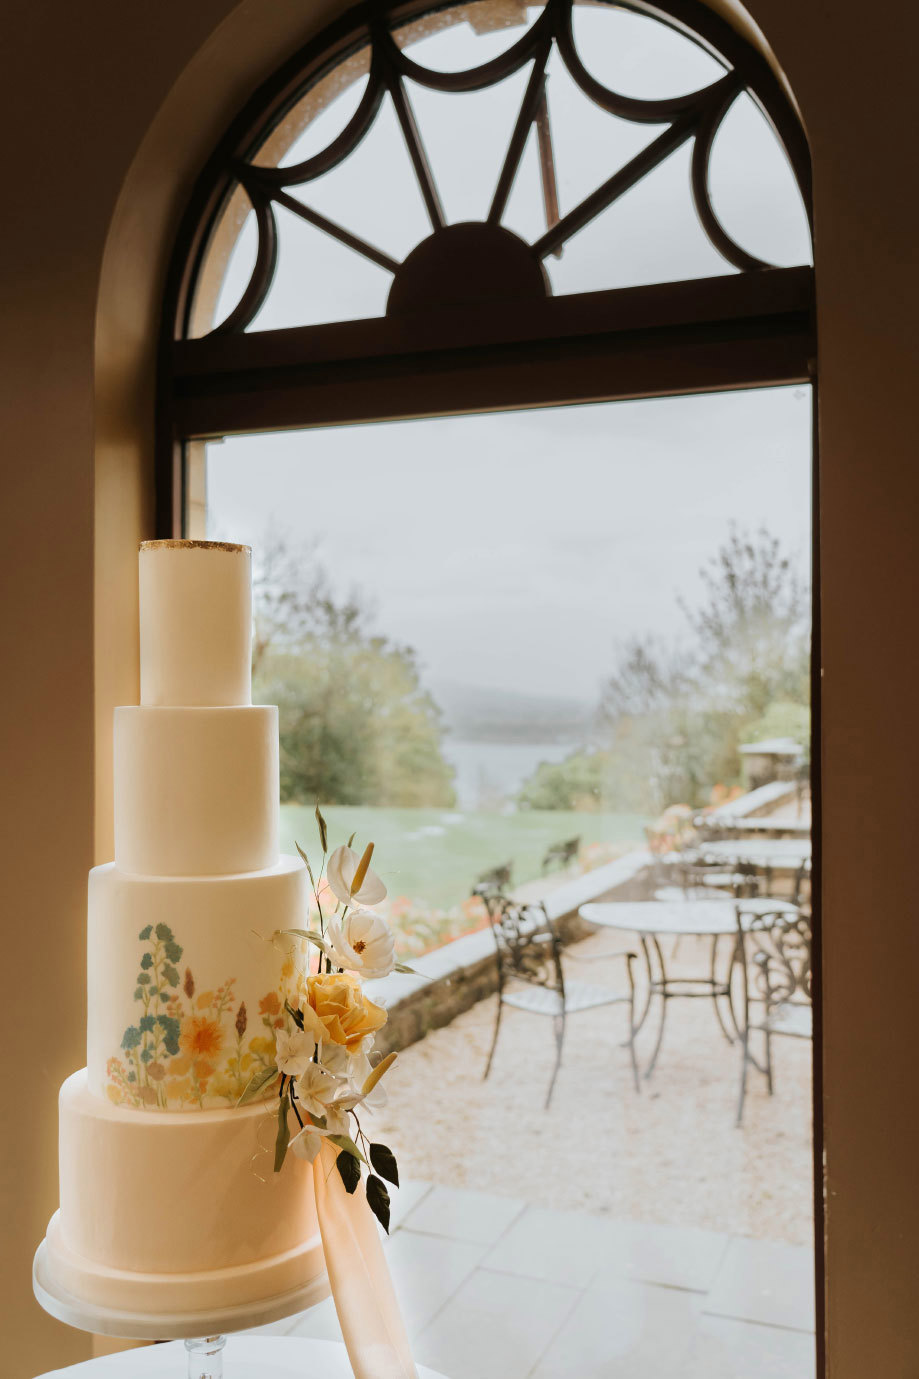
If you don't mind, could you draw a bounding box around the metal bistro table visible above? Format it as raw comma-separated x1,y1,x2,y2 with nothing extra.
691,838,811,871
580,897,799,1078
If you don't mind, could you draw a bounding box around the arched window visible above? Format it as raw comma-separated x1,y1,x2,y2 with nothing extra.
158,12,818,1361
158,0,812,529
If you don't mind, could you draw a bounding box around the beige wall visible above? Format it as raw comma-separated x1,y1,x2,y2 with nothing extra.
1,0,917,1374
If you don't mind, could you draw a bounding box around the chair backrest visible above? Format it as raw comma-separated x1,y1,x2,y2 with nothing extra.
681,858,759,899
475,860,513,890
479,891,564,997
791,857,812,909
742,908,813,1010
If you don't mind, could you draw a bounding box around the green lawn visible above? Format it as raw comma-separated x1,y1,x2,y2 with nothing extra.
279,804,647,912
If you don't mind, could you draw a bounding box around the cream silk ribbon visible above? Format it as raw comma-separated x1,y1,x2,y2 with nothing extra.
313,1139,418,1379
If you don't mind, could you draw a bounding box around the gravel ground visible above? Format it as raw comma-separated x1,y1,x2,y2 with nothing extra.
373,928,814,1247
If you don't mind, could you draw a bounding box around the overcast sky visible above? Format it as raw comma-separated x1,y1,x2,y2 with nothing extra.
204,2,812,707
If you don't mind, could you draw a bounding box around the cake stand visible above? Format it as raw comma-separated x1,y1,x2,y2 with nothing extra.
34,1240,331,1377
34,1336,451,1379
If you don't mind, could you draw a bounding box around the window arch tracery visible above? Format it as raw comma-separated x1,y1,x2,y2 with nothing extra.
159,0,813,533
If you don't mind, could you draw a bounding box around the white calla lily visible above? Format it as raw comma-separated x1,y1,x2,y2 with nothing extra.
326,908,396,980
326,844,387,907
274,1027,316,1077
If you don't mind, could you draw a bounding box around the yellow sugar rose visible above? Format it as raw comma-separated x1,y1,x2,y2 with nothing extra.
305,971,387,1050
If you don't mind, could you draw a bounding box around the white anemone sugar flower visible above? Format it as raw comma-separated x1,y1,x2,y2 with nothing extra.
291,1053,399,1163
326,908,396,980
320,1035,386,1107
326,844,387,907
274,1027,316,1078
289,1125,325,1163
295,1061,344,1123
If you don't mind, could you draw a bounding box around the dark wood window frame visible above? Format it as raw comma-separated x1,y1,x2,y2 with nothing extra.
156,0,821,1363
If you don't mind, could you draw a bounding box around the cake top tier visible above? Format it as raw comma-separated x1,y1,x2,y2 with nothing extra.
139,541,252,707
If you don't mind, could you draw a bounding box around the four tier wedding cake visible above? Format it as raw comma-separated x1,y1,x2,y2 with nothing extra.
38,539,329,1323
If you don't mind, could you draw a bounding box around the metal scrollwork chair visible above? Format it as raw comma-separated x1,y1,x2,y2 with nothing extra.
736,907,813,1123
476,889,638,1108
542,836,581,873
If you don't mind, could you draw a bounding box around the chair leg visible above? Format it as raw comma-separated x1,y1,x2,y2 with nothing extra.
545,1011,565,1109
625,955,640,1094
765,1028,774,1095
737,1029,750,1126
483,995,503,1082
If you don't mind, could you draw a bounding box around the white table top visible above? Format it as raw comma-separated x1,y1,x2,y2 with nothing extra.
581,897,799,937
708,817,810,834
692,838,811,867
38,1335,448,1378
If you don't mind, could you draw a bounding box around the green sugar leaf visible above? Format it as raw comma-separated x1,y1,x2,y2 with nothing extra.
274,1090,291,1174
238,1065,280,1107
155,923,173,942
326,1134,366,1165
368,1143,400,1188
138,925,153,941
315,804,328,853
336,1150,361,1195
365,1175,391,1234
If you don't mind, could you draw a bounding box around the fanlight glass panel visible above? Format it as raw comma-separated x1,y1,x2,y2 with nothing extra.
191,0,811,338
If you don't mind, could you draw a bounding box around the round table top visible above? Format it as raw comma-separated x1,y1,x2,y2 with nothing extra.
690,838,811,867
38,1335,449,1378
580,897,798,937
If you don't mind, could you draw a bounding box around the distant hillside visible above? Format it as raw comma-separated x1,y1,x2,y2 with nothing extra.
431,679,597,745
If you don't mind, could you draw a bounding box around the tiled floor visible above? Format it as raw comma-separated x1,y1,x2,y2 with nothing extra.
251,1184,816,1378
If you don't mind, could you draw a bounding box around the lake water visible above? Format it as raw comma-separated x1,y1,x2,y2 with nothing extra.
441,738,578,811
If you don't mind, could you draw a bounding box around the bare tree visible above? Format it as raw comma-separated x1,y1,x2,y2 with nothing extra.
251,528,367,676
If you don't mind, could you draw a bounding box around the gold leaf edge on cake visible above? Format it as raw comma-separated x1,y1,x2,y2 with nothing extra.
139,539,251,554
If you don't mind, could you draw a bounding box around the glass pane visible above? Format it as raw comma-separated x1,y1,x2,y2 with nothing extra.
248,200,393,330
406,66,533,225
293,93,432,262
544,139,730,294
709,92,813,268
394,0,544,71
570,1,725,99
200,386,814,1375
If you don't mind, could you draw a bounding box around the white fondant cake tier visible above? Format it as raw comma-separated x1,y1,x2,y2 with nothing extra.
45,1072,327,1314
139,541,252,708
87,857,306,1108
114,705,279,876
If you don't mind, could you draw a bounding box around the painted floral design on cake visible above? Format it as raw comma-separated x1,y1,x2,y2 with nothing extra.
106,922,290,1110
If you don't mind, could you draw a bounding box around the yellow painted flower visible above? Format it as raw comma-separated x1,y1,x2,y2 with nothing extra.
208,1073,237,1102
196,991,215,1011
305,972,387,1050
105,1084,125,1106
249,1034,277,1059
165,1076,193,1103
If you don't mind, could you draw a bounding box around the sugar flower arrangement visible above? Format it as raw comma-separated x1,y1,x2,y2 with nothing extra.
239,808,416,1232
